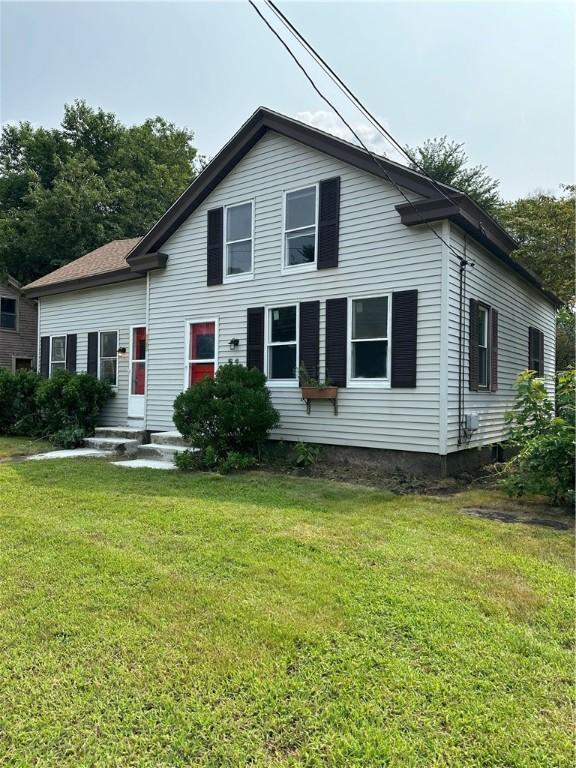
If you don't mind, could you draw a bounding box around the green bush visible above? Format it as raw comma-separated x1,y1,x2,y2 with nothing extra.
50,428,86,449
173,361,280,460
218,451,258,474
36,370,113,438
292,441,322,467
0,369,42,435
503,369,575,504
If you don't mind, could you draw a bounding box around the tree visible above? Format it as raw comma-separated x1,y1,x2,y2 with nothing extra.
498,185,575,305
406,136,502,215
0,100,198,283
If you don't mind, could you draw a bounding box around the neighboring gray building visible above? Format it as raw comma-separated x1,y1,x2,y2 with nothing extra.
0,275,37,372
23,108,559,473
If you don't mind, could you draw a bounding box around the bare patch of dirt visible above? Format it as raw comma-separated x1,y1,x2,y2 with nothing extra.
461,507,574,531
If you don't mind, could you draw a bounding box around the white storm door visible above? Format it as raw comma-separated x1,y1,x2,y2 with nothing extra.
128,326,146,419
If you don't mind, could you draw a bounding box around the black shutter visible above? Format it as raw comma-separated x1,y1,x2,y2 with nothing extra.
207,207,223,286
325,297,347,387
529,327,544,376
66,334,77,373
317,177,340,270
299,301,320,381
391,290,418,388
469,299,479,392
538,331,545,377
490,309,498,392
87,332,98,376
40,336,50,377
247,307,265,372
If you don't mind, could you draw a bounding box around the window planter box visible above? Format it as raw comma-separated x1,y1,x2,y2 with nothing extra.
301,386,339,415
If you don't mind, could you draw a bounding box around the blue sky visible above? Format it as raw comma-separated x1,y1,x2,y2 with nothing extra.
1,1,573,199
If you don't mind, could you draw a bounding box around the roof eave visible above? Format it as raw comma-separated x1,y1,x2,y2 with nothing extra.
23,267,143,298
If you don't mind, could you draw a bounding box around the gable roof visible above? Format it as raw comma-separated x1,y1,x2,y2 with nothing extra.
23,238,143,297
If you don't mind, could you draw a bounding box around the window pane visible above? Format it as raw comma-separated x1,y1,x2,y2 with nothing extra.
131,361,146,395
100,331,117,358
0,313,16,329
226,203,252,241
270,306,296,342
133,327,146,361
50,362,65,375
227,241,252,275
286,230,315,266
189,362,214,386
478,309,487,346
190,322,215,360
51,336,66,362
269,345,296,380
352,297,388,339
352,340,388,378
286,187,316,230
479,348,488,387
100,358,117,385
1,298,16,314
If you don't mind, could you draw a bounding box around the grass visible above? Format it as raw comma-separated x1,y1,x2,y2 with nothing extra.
0,434,52,459
0,459,573,767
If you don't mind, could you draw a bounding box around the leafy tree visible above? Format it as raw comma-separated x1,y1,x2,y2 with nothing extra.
0,100,198,283
406,136,502,215
499,185,575,305
556,304,576,371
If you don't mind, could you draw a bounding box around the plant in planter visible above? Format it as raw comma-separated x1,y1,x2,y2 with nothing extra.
298,364,339,414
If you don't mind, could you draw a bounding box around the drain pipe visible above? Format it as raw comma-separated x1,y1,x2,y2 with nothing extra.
457,235,468,446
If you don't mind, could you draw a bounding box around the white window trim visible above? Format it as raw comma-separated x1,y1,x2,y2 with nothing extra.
49,334,67,377
478,305,490,390
347,294,392,389
129,325,147,398
223,200,254,284
264,302,299,387
97,330,119,389
0,295,18,333
184,317,219,390
281,183,319,274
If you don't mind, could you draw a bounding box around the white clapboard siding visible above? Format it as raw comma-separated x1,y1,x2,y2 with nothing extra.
38,280,146,426
146,131,444,451
445,226,556,452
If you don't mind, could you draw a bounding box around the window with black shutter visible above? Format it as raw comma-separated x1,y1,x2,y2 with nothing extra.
469,299,498,391
529,327,545,376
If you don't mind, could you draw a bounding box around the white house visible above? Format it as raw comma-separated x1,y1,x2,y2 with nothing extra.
23,108,559,473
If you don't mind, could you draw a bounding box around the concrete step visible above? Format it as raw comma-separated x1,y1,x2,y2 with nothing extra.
94,427,146,442
83,437,140,455
149,431,187,447
137,443,190,462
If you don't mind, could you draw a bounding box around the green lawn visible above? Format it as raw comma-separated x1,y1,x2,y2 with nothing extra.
0,459,573,767
0,435,52,460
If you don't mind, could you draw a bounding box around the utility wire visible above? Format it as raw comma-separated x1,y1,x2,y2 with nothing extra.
248,0,466,264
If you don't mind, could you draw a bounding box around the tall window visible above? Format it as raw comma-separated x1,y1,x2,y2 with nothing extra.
267,305,298,381
50,336,66,376
225,202,253,278
350,296,390,380
188,321,217,386
478,306,489,388
284,186,317,267
99,331,118,386
0,297,16,330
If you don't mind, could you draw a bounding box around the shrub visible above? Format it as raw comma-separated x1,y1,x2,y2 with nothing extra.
218,451,258,474
503,369,575,504
0,369,42,436
173,361,280,460
36,370,113,438
50,428,86,449
175,449,202,472
292,441,322,467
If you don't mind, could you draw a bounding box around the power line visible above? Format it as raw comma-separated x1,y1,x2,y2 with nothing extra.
247,0,466,264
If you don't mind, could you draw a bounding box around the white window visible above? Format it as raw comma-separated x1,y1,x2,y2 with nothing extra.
225,201,253,279
99,331,118,386
0,297,17,330
478,306,489,388
266,305,298,383
50,336,66,376
186,320,218,387
349,296,391,383
283,185,317,269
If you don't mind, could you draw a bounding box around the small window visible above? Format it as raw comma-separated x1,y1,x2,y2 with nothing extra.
225,202,253,278
0,297,16,330
284,186,317,268
350,296,390,380
478,306,489,388
50,336,66,376
99,331,118,386
267,305,298,381
188,321,217,386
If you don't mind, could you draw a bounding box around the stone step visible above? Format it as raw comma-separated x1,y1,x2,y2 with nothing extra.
149,431,187,447
137,443,190,462
94,427,147,442
83,437,140,455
